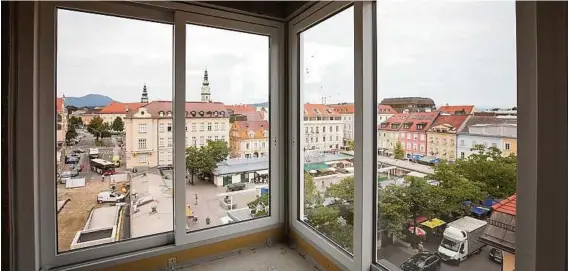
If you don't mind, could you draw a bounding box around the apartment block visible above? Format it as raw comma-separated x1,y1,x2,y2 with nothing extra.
426,115,469,162
457,116,517,159
397,112,439,158
303,104,344,155
377,113,409,156
56,97,68,146
124,101,230,168
329,103,354,142
229,120,269,158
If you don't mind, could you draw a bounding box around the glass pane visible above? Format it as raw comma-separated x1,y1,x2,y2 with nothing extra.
375,1,517,270
299,7,355,253
184,24,270,232
56,9,173,253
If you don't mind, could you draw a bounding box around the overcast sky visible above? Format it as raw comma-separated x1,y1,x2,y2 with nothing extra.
57,0,516,108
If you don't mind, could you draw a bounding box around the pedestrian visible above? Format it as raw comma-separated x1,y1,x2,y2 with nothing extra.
205,216,211,226
417,241,424,252
321,180,325,188
101,175,105,182
194,193,198,205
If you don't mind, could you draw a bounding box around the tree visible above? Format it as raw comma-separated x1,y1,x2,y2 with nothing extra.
65,126,78,144
304,173,321,206
87,116,107,141
453,145,517,198
247,193,269,217
326,176,354,202
112,116,124,132
346,140,355,151
203,140,230,163
305,205,353,252
185,146,203,185
68,116,83,129
427,161,486,220
378,176,439,240
394,142,405,160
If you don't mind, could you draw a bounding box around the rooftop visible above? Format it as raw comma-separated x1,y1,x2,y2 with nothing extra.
378,113,410,131
380,97,435,106
492,194,516,216
57,98,65,113
127,101,229,119
86,206,120,230
378,104,396,114
231,121,269,139
214,156,269,176
428,115,469,133
99,101,145,114
437,105,475,115
304,104,340,117
329,103,354,114
400,112,439,132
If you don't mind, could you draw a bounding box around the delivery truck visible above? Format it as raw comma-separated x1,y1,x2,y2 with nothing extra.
437,216,487,265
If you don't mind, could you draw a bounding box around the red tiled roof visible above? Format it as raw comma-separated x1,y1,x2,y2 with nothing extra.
378,104,396,114
437,105,475,115
329,104,355,114
428,115,469,133
400,112,439,132
232,121,269,139
378,113,410,131
240,111,265,121
492,194,516,216
99,102,145,114
128,101,229,118
304,104,340,117
226,104,257,114
56,98,64,113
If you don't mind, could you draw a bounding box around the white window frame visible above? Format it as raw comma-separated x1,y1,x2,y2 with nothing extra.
138,123,147,133
138,138,147,150
288,2,360,270
173,9,283,247
33,1,284,269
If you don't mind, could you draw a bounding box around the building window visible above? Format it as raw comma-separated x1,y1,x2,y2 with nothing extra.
200,123,204,131
138,123,147,133
220,123,225,131
329,126,332,132
246,143,250,150
214,122,218,131
214,136,219,141
472,140,477,146
221,135,225,141
420,134,425,140
460,139,465,146
461,152,465,159
167,122,172,132
159,123,165,133
323,126,326,133
420,144,425,152
407,133,411,139
191,136,196,146
159,137,164,147
505,143,511,150
199,136,204,146
191,123,196,132
138,138,147,150
138,154,147,163
316,127,319,133
413,134,418,140
207,122,212,131
323,136,326,142
168,137,172,147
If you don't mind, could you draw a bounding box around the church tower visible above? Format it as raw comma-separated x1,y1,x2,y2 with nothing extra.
201,69,211,102
141,84,149,103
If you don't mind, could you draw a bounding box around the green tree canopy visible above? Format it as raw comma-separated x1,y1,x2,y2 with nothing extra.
304,173,321,206
65,125,78,143
87,116,109,141
112,116,125,132
68,116,83,129
394,142,405,160
325,176,354,202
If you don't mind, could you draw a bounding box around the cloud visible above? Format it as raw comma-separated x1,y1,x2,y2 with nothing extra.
57,1,517,108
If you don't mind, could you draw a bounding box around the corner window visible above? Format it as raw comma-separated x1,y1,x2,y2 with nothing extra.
299,6,354,254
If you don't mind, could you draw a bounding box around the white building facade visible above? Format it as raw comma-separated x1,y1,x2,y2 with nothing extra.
303,104,344,155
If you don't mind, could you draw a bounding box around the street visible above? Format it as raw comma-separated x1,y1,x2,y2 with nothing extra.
377,243,500,271
70,130,124,181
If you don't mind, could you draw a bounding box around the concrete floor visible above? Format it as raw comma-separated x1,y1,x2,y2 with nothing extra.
180,245,317,271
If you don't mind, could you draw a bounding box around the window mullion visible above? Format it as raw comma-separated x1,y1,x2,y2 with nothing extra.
173,11,187,245
353,2,376,270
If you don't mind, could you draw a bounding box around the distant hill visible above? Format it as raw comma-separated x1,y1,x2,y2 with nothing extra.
65,94,114,108
249,101,269,108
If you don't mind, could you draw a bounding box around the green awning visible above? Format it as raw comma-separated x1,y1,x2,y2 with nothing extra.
304,162,329,172
377,176,388,182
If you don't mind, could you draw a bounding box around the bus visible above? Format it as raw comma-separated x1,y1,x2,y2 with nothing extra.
90,158,115,175
89,148,99,159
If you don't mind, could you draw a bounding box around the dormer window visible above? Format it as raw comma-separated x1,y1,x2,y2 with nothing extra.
380,123,388,128
191,111,196,116
248,131,255,138
199,111,204,116
167,111,172,117
403,123,410,129
159,111,164,117
263,131,269,137
416,124,424,130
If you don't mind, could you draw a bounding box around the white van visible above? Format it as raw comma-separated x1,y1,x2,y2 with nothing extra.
97,191,126,204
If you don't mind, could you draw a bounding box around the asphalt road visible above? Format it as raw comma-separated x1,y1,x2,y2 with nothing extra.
377,244,501,271
67,131,123,181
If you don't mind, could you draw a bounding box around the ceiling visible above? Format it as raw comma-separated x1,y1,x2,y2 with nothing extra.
196,1,311,20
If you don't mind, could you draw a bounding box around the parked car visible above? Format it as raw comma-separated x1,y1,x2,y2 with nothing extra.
73,148,85,154
72,164,84,172
97,191,126,204
489,248,503,264
400,251,441,271
226,183,246,192
157,164,173,170
61,170,79,178
65,156,80,164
